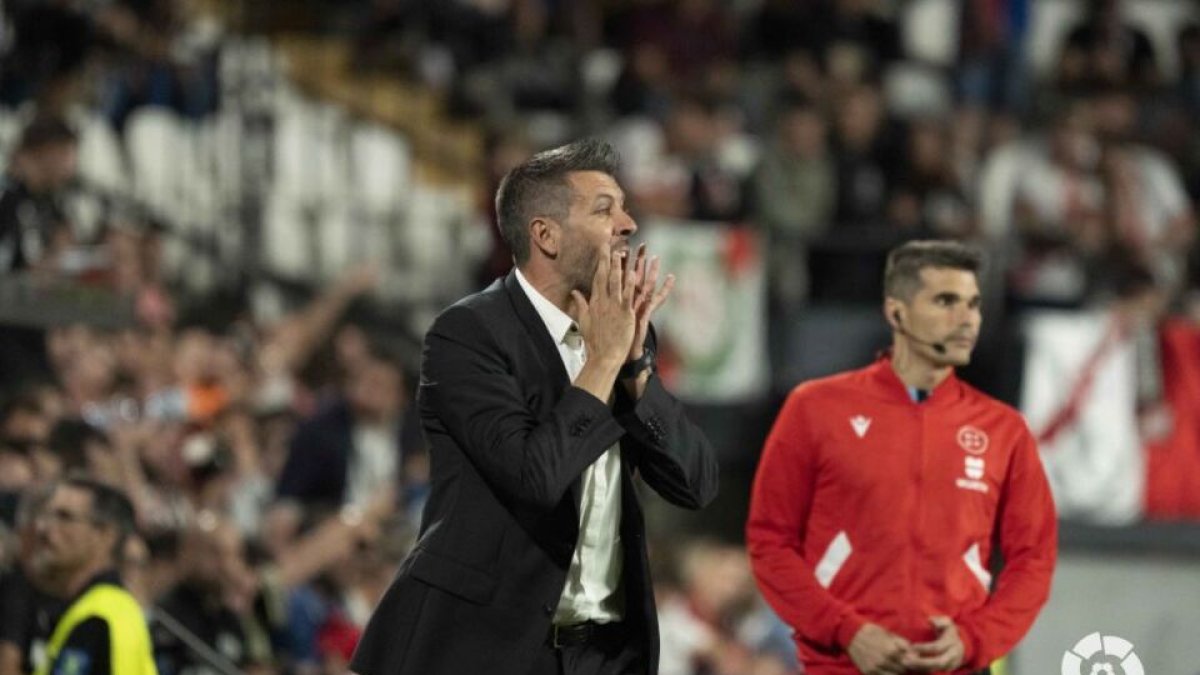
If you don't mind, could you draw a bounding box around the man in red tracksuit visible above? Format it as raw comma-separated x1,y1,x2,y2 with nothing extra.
747,240,1056,675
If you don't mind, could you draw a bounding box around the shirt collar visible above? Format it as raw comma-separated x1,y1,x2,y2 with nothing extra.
67,569,122,606
514,267,577,345
869,354,959,405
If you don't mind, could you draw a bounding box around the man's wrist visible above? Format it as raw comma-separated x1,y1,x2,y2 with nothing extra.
619,347,655,380
956,621,976,668
594,352,626,374
834,614,868,650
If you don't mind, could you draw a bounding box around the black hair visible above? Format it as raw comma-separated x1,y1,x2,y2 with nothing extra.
494,138,621,265
884,240,984,301
61,476,136,559
47,419,109,473
16,116,78,154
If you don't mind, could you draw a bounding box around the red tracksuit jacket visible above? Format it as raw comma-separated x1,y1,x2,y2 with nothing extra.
747,358,1057,674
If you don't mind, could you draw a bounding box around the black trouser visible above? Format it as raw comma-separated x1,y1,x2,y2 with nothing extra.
527,622,645,675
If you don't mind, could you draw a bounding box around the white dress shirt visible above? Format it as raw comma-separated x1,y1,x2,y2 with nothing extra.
514,268,624,624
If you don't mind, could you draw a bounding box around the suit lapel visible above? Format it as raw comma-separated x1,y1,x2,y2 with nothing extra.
503,271,582,509
504,271,570,391
618,456,642,536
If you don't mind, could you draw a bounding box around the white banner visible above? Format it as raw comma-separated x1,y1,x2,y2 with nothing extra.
641,218,768,403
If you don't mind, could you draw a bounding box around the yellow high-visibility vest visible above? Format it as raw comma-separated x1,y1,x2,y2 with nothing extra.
35,583,158,675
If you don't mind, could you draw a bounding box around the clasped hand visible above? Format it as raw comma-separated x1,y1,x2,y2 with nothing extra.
848,617,965,674
569,243,675,369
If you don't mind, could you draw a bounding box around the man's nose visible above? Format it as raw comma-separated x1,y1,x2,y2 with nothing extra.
618,210,637,236
960,307,982,327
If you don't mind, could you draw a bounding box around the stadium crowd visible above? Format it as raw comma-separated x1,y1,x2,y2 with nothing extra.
3,0,1200,673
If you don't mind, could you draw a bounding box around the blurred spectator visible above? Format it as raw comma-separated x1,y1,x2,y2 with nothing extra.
104,222,176,329
804,0,901,91
351,0,421,75
1162,23,1200,207
28,477,156,675
256,264,384,398
153,515,271,674
476,130,533,287
0,115,78,275
888,117,976,237
208,411,276,539
358,0,591,109
957,0,1031,114
830,84,900,229
609,113,689,220
0,121,81,389
1058,0,1159,92
1009,100,1108,306
44,418,106,483
264,486,400,673
612,94,747,222
735,46,828,142
750,97,835,308
93,0,222,125
56,328,123,415
745,0,810,63
119,534,153,608
1088,83,1141,143
451,0,582,129
610,41,674,119
0,1,93,110
1092,87,1198,293
657,538,797,675
670,96,747,223
1176,22,1200,113
151,500,399,674
314,522,413,674
126,530,179,610
950,107,990,191
0,390,54,519
1104,145,1196,288
610,0,738,97
268,342,413,547
778,49,828,110
0,487,61,675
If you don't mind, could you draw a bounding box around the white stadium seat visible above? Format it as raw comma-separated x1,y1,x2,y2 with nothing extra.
348,121,412,216
76,113,129,196
901,0,961,67
884,61,953,119
126,107,187,215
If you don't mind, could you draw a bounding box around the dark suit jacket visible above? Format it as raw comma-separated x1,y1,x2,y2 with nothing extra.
350,271,719,675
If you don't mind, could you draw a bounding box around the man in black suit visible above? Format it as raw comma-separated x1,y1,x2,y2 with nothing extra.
350,138,719,675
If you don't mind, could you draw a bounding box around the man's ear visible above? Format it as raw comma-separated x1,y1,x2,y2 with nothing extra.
883,297,903,330
529,217,560,258
99,526,121,561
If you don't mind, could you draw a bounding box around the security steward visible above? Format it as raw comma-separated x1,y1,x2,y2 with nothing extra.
31,477,157,675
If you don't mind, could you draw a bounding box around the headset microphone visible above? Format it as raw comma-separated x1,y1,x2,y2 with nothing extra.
892,311,947,355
